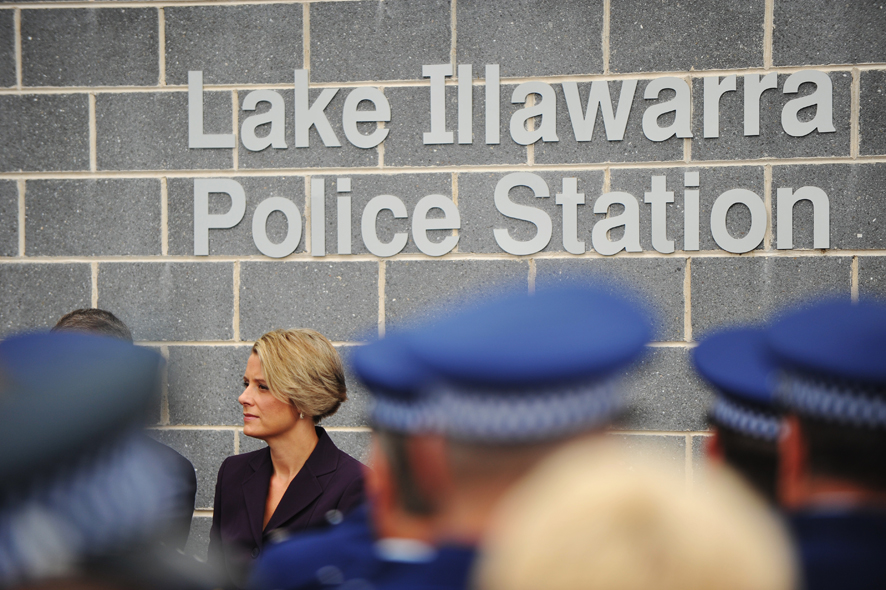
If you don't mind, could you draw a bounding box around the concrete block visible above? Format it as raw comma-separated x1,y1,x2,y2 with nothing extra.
774,0,886,66
314,174,452,256
26,179,161,256
309,0,450,83
148,428,235,510
860,70,886,157
185,515,212,561
772,164,886,250
858,257,886,299
168,176,307,256
691,72,852,161
610,166,766,252
97,262,234,341
324,345,370,428
327,429,371,466
239,261,378,342
691,256,851,338
238,431,267,455
456,0,603,77
96,91,232,171
607,433,686,479
535,258,685,342
237,89,378,170
456,171,604,254
380,85,527,168
22,8,157,86
0,11,14,87
165,5,302,85
385,260,528,329
610,0,764,72
0,181,18,257
535,80,685,165
143,344,164,426
618,347,711,431
0,263,91,336
0,95,89,172
167,345,252,426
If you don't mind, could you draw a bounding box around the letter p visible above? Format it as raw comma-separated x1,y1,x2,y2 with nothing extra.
194,179,247,255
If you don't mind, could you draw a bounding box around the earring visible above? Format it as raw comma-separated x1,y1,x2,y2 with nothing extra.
299,412,305,419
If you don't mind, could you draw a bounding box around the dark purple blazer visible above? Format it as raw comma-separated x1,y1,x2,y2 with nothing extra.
208,427,365,587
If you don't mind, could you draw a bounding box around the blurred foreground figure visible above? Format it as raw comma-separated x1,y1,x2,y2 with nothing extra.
405,285,650,588
252,331,467,590
767,300,886,590
0,332,223,590
476,439,797,590
693,326,782,502
52,308,197,550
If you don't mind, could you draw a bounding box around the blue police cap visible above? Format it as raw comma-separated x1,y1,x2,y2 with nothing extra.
351,331,437,433
767,298,886,428
0,331,164,488
404,285,652,442
0,331,177,586
692,327,782,441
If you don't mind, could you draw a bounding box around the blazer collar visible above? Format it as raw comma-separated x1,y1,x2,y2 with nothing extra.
241,427,342,545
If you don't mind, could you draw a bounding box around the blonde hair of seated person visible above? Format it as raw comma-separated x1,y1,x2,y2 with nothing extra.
476,440,797,590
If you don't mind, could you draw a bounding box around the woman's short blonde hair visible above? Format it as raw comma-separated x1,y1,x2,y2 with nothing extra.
252,328,347,423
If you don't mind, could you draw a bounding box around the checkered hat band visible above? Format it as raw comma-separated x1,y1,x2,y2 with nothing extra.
778,372,886,429
711,397,781,441
431,378,624,443
369,397,440,433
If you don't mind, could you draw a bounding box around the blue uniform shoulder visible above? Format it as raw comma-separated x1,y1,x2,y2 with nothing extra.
251,504,374,590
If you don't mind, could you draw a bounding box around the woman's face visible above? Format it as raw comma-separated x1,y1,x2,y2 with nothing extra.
239,353,300,441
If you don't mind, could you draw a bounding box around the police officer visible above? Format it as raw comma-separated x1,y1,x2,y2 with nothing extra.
0,331,223,589
767,299,886,590
692,326,783,502
400,284,651,587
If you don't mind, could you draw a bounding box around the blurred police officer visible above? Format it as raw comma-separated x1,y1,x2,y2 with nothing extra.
0,331,223,590
693,326,783,502
767,299,886,590
52,308,198,550
399,284,651,588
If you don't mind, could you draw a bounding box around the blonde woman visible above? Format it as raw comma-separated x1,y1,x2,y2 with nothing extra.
209,329,365,587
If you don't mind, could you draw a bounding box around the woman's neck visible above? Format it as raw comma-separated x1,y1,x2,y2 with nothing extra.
266,421,320,482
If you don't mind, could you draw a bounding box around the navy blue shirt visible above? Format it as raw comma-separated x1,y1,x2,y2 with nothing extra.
252,505,476,590
790,509,886,590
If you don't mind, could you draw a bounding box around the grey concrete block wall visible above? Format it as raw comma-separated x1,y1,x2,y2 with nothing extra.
610,0,764,73
0,95,89,172
165,5,303,86
25,179,161,256
2,0,884,557
0,181,17,257
21,9,158,87
0,11,14,88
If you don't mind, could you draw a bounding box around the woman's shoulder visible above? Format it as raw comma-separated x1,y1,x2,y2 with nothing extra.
218,446,270,479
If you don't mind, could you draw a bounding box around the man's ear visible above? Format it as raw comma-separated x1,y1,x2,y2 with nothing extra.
706,430,724,461
778,414,808,509
408,434,451,508
366,437,393,509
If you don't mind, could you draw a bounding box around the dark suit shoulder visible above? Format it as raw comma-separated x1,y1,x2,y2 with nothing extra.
218,447,269,479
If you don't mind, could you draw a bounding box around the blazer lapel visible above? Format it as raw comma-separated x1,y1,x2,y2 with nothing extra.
241,448,272,548
264,427,340,532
